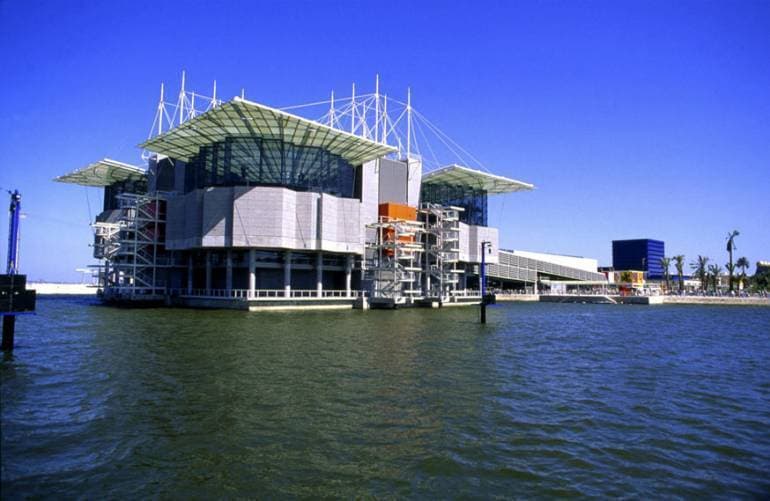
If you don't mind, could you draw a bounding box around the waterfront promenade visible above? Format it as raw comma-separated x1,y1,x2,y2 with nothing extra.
497,293,770,306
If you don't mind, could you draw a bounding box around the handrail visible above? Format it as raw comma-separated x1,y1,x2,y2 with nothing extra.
174,288,366,300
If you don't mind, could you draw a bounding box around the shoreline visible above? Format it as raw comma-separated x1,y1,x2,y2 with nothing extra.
498,294,770,306
29,283,98,295
26,285,770,307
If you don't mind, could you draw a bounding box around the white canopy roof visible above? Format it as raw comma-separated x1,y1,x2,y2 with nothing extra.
140,97,396,165
422,164,534,194
54,158,146,187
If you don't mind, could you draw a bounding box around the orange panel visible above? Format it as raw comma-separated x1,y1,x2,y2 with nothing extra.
378,202,417,221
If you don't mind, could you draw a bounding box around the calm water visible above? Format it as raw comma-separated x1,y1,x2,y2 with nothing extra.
1,297,769,498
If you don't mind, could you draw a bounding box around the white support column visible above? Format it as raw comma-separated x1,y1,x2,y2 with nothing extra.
248,249,256,299
205,251,212,292
316,253,324,298
284,251,292,298
407,87,412,159
374,74,380,141
187,254,193,294
225,250,233,293
345,255,353,298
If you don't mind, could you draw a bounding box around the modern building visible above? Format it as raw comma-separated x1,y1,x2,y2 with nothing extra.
55,77,606,310
612,239,665,279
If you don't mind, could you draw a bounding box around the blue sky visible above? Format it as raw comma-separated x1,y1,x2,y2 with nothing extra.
1,0,768,281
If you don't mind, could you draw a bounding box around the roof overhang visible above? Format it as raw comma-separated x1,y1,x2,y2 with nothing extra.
140,97,397,165
421,164,534,194
54,158,146,187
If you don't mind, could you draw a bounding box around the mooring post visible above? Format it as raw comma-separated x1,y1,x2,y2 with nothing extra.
480,240,490,324
2,315,15,351
2,190,34,351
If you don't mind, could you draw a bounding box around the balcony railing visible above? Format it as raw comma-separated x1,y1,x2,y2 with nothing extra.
174,288,366,300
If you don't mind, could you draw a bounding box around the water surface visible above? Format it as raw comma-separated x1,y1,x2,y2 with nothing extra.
2,297,769,497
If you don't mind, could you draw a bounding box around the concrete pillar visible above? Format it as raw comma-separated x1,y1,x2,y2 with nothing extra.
103,260,110,288
316,252,323,298
225,250,233,293
187,254,193,294
205,251,212,292
248,249,256,299
283,251,292,298
345,255,353,297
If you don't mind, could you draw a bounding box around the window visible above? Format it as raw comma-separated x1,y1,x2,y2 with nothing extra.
420,183,488,226
182,136,356,198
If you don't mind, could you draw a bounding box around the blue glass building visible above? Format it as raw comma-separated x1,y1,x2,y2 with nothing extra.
612,239,665,279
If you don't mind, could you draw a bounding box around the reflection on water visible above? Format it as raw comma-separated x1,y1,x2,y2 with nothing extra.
2,297,769,497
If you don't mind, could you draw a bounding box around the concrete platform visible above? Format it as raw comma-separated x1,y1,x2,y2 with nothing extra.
30,283,98,295
175,296,356,311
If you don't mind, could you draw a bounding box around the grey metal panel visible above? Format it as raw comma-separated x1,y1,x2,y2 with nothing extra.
406,157,422,207
361,160,379,244
173,160,187,193
146,156,158,193
378,158,408,204
165,195,185,249
487,250,606,282
201,187,233,247
185,190,204,248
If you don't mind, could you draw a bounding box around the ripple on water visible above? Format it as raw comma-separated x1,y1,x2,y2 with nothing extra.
2,299,770,497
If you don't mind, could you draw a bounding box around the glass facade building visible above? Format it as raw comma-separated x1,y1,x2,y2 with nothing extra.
612,239,665,278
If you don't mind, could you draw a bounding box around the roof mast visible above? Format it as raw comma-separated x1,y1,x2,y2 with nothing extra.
374,74,380,142
407,87,412,159
350,82,356,135
382,95,388,145
157,82,164,135
178,70,186,126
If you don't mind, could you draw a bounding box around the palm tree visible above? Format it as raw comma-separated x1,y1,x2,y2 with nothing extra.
736,256,750,290
673,255,685,294
725,262,737,293
690,255,709,292
726,230,740,291
708,264,723,292
660,257,671,292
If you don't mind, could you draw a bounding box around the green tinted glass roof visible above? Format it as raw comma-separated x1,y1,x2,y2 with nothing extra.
54,158,146,187
422,164,534,194
140,97,396,165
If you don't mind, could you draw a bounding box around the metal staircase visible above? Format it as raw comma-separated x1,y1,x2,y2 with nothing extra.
100,193,169,301
365,216,425,304
421,203,463,301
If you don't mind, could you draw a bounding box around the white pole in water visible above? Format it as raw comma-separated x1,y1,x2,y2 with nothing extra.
350,82,356,134
178,70,186,126
406,87,412,159
374,74,380,142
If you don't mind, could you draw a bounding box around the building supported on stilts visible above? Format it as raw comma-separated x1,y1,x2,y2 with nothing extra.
55,76,605,311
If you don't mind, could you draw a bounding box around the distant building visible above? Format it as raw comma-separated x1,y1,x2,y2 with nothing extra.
756,261,770,275
612,239,665,279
